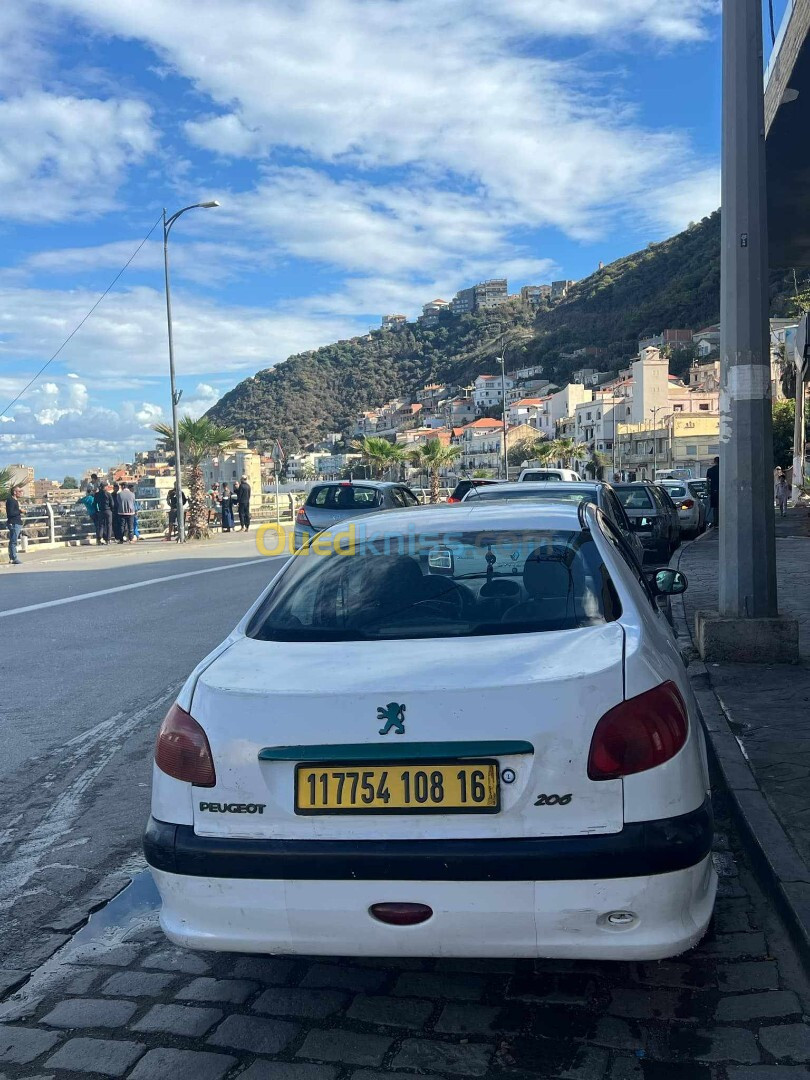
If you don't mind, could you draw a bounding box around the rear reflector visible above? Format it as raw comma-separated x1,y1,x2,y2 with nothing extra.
155,704,216,787
588,681,688,781
370,902,433,926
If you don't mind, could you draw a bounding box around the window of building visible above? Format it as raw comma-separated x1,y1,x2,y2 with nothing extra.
673,404,684,412
685,444,698,456
708,444,719,454
699,403,710,411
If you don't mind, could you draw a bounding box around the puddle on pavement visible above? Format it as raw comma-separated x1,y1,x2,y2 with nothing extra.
71,869,160,946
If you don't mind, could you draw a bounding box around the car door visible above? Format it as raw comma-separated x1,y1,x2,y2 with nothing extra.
603,488,645,565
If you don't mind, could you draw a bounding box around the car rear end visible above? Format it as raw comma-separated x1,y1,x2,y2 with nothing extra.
613,485,669,562
294,483,383,547
662,483,701,537
146,504,714,960
447,478,502,503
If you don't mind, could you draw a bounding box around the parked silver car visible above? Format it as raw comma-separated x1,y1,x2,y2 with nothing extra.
660,480,706,538
294,481,420,547
613,483,681,562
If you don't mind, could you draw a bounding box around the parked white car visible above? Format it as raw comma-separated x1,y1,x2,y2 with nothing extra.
518,468,582,482
145,501,715,961
660,480,706,538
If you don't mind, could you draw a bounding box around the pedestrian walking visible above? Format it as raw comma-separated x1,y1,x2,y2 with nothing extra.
775,470,790,517
94,482,113,545
166,487,187,541
237,474,251,530
5,483,24,565
706,456,720,528
220,483,235,532
116,483,136,542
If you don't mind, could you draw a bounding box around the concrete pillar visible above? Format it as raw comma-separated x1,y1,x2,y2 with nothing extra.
718,0,777,619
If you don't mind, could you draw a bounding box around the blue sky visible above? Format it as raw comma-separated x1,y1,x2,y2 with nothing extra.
0,0,783,477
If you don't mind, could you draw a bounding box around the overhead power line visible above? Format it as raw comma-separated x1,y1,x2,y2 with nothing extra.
0,212,164,422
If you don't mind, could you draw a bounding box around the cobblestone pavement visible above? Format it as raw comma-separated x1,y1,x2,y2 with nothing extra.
1,792,809,1080
679,524,810,869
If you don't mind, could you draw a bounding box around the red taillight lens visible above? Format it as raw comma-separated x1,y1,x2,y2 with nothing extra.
680,499,694,509
447,496,460,503
588,681,688,781
296,507,311,526
155,704,216,787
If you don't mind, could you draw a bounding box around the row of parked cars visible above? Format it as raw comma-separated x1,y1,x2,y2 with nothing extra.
295,471,709,564
146,467,717,965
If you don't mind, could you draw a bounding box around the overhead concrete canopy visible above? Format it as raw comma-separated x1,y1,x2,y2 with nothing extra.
766,0,810,267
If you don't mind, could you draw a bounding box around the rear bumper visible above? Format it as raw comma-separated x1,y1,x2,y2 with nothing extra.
144,798,713,882
151,857,716,960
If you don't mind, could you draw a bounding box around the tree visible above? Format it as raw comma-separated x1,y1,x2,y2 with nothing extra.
0,468,13,500
587,450,610,480
153,416,237,539
507,430,540,467
61,476,78,489
772,398,810,469
408,439,462,503
527,439,555,464
549,437,578,468
351,436,399,479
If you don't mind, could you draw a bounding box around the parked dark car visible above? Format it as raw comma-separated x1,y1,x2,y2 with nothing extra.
294,481,420,547
613,482,681,562
447,478,504,503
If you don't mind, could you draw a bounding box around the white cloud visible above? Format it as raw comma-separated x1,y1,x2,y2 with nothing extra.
180,382,221,418
43,0,717,238
0,92,155,222
644,167,721,233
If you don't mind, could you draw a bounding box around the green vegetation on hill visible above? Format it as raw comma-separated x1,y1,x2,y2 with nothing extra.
206,210,809,452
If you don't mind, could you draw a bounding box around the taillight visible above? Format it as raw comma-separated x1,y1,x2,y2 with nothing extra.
680,499,694,509
588,682,688,781
447,497,460,503
296,507,311,526
155,704,216,787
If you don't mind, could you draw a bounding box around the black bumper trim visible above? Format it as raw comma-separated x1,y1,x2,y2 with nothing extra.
144,799,712,882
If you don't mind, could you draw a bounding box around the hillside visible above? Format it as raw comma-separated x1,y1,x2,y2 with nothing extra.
206,211,806,452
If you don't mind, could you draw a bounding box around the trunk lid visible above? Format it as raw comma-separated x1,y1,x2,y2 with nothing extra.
190,625,625,842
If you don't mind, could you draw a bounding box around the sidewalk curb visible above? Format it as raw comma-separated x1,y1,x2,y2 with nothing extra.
673,537,810,973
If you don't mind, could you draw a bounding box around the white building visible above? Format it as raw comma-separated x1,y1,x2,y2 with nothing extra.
202,438,262,494
473,373,515,410
459,419,504,473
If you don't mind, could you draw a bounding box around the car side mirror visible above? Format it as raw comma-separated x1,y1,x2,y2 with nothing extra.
649,567,688,595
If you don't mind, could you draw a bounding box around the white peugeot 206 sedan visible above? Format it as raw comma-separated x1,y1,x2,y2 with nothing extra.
145,501,716,960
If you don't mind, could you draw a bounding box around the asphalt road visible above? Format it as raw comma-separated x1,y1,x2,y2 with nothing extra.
0,535,285,970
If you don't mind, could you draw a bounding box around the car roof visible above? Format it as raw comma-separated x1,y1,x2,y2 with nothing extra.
310,480,406,490
342,500,588,534
467,481,601,495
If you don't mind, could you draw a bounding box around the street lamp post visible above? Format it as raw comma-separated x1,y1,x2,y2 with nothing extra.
163,200,219,543
649,406,663,477
498,353,508,479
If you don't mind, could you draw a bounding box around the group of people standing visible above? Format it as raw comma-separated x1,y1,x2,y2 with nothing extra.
81,475,139,545
207,477,252,533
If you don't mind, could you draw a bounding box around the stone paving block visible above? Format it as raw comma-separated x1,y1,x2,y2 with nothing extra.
132,1004,223,1037
129,1047,236,1080
239,1064,338,1080
516,1043,610,1079
591,1016,647,1052
39,997,137,1029
636,961,716,989
664,1026,761,1064
0,971,27,997
300,964,387,994
45,1036,145,1077
140,949,209,975
60,966,102,995
434,1002,500,1033
176,976,257,1004
727,1069,810,1079
207,1013,298,1055
758,1024,810,1063
716,961,780,992
698,932,768,960
392,1038,493,1077
507,971,595,1002
351,1072,445,1080
0,1024,61,1064
713,907,753,933
296,1029,392,1067
716,991,802,1021
73,944,142,967
608,988,685,1020
252,988,346,1019
231,957,296,984
100,970,175,997
391,971,486,1001
347,994,434,1029
609,1057,712,1079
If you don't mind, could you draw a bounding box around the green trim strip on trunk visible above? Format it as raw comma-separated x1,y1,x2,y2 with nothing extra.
258,740,534,763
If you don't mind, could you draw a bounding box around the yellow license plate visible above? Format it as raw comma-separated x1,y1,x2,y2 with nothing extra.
295,761,499,815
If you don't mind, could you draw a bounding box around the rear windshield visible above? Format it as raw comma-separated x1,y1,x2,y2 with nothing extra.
248,527,620,641
615,488,654,510
521,471,564,482
307,485,382,510
663,485,687,498
450,480,492,499
472,487,594,505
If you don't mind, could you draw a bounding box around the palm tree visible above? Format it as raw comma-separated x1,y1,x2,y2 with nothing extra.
529,439,555,464
588,450,611,480
0,468,13,500
153,416,237,539
550,437,578,468
408,439,461,503
351,436,401,479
